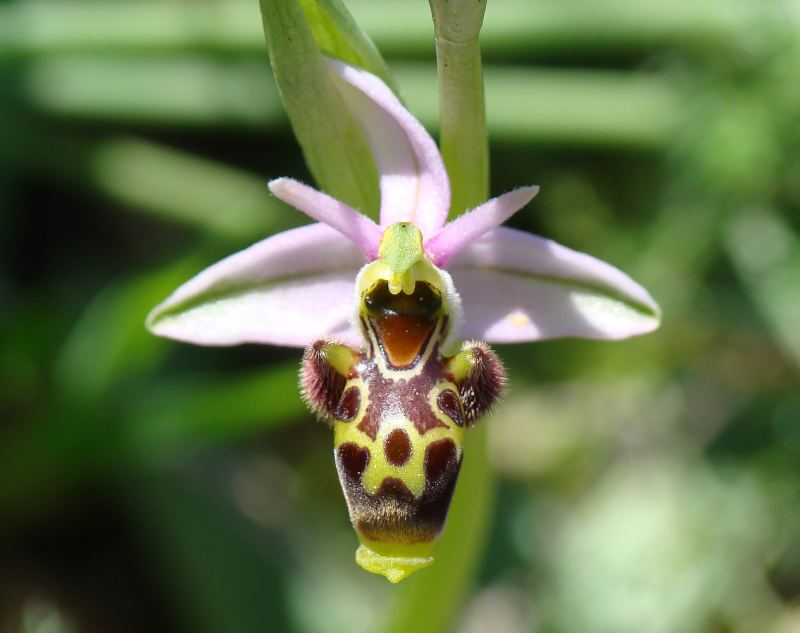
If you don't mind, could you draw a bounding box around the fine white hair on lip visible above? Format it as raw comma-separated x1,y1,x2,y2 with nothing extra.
351,261,372,341
436,266,464,353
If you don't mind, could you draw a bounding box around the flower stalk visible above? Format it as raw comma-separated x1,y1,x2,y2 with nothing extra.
429,0,489,215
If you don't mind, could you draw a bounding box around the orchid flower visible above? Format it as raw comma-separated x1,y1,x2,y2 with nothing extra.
147,59,660,583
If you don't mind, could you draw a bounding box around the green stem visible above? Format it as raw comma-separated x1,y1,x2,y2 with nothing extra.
429,0,489,213
437,38,488,214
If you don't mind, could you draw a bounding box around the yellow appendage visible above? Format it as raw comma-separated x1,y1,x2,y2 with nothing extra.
355,540,436,583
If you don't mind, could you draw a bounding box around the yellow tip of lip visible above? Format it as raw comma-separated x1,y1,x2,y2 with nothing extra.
355,543,435,583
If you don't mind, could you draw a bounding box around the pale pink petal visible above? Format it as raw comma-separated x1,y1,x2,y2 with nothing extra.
448,227,660,341
325,58,450,237
147,224,364,347
425,187,539,266
268,178,382,258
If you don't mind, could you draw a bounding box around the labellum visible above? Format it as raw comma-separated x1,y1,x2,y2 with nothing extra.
301,223,504,582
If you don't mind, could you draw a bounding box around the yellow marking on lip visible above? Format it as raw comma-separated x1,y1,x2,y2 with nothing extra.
360,415,452,498
334,407,463,499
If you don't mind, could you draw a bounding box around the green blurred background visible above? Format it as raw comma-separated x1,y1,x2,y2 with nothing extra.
2,0,800,631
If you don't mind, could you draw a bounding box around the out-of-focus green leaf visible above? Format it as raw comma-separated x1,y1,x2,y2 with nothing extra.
130,472,292,633
298,0,395,90
21,58,683,150
25,57,285,129
0,363,305,518
2,118,301,241
53,257,203,400
258,0,379,216
125,362,305,461
539,460,783,633
89,136,301,240
726,208,800,366
20,600,75,633
0,0,767,57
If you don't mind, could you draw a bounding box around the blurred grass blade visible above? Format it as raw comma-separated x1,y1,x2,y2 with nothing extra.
0,0,766,57
125,362,305,461
89,136,301,240
53,257,204,400
259,0,379,216
726,209,800,366
299,0,396,89
25,57,286,129
2,119,304,241
130,473,292,633
0,363,305,515
22,58,682,150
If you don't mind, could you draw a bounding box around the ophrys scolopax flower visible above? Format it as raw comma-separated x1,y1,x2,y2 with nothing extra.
147,59,660,583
